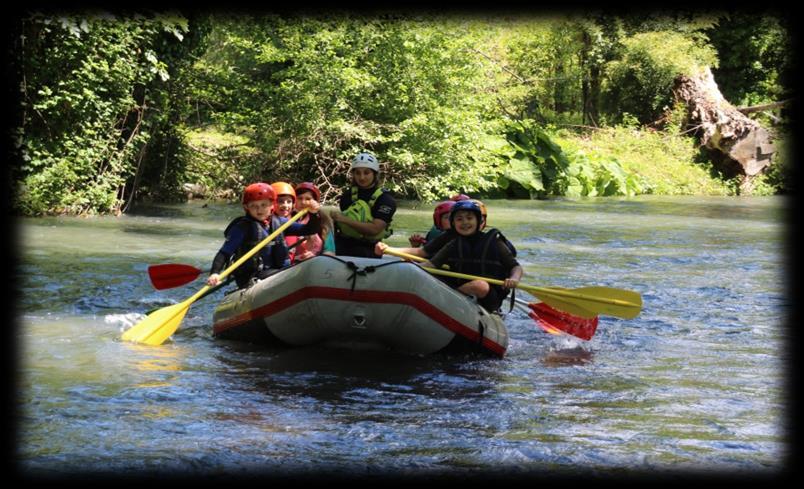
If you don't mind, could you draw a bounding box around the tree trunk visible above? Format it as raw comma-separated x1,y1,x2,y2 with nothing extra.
673,67,776,193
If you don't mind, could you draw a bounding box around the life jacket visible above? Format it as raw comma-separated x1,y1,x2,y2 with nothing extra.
224,215,289,287
424,225,444,243
444,227,517,280
290,214,324,263
284,234,300,262
490,227,517,258
336,186,393,241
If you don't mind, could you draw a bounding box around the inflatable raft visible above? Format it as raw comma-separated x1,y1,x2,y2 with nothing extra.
211,255,508,357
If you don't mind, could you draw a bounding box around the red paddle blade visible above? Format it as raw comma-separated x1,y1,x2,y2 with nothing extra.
528,311,565,336
147,264,204,290
528,302,599,341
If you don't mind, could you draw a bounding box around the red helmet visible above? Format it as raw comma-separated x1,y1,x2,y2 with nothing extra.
450,194,471,202
432,200,456,229
295,181,321,202
271,181,296,202
242,183,275,205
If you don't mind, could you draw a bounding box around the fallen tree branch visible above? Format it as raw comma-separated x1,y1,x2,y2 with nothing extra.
736,99,791,114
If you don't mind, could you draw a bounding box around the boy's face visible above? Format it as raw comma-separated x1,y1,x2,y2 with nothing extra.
439,213,451,231
245,199,273,221
351,167,376,189
452,210,478,236
274,195,294,217
296,191,317,210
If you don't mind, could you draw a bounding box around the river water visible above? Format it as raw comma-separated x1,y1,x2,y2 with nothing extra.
13,196,790,478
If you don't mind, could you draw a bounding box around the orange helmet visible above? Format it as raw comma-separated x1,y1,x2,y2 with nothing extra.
242,183,275,205
270,182,296,202
470,199,487,229
295,182,320,202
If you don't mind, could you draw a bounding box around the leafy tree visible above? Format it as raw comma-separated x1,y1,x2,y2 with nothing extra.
14,11,195,215
704,13,793,106
600,30,717,124
188,14,505,201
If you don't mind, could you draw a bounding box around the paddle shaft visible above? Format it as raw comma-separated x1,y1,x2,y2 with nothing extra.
122,209,310,345
382,247,641,319
148,237,310,289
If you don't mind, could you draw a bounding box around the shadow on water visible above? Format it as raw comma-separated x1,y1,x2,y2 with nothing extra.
207,338,502,403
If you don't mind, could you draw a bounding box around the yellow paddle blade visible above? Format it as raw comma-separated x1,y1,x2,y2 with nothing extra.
121,301,190,346
122,209,311,346
522,284,642,319
381,246,642,319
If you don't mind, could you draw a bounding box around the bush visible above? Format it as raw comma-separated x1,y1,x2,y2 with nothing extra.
601,31,717,124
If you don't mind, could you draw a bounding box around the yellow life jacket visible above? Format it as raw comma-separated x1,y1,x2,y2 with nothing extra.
337,186,393,241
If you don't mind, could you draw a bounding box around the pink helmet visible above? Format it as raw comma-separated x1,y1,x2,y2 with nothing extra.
242,183,276,205
295,181,321,202
432,200,456,229
450,193,471,202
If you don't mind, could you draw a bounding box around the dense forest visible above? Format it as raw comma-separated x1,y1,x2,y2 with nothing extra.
9,10,795,216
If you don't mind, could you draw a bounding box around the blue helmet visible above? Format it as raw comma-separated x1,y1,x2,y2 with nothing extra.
449,199,483,229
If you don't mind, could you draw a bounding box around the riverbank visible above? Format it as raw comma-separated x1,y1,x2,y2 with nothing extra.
181,124,788,205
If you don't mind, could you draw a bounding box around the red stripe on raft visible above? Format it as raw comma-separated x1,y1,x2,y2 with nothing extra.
212,286,505,356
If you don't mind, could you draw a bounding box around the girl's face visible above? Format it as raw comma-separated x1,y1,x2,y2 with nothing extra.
245,199,273,221
439,212,451,231
296,191,317,210
274,195,295,217
351,167,376,189
451,210,478,236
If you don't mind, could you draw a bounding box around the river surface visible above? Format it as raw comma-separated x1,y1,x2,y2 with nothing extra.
13,196,790,479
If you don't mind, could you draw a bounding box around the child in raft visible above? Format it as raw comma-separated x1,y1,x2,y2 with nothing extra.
421,200,522,313
270,181,299,262
407,200,455,247
407,194,471,247
291,181,336,262
380,197,491,261
377,200,520,313
206,182,321,289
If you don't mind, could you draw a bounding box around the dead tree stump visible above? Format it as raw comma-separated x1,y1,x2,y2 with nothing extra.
673,67,776,193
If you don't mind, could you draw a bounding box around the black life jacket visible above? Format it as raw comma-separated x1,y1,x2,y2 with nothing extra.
224,215,289,287
444,227,515,281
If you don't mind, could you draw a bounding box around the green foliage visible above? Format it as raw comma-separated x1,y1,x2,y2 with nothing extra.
601,30,717,124
705,14,793,107
555,125,732,195
493,119,643,198
14,11,196,215
13,13,792,215
187,15,503,201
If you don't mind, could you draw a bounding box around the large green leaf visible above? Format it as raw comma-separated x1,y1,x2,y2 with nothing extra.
503,156,544,192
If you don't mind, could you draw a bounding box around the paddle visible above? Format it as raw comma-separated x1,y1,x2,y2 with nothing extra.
148,263,206,290
381,248,601,339
147,238,309,290
515,297,599,340
381,247,642,320
122,209,310,346
143,279,232,316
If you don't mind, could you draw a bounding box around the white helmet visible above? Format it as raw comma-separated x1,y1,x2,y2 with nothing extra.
350,152,379,173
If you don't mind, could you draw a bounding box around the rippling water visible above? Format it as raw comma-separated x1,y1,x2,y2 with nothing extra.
14,196,789,478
